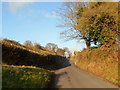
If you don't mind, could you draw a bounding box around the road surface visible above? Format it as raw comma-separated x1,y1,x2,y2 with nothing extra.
52,60,118,88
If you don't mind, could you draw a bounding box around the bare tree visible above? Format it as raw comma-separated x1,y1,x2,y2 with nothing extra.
24,40,33,47
46,43,58,52
58,2,91,49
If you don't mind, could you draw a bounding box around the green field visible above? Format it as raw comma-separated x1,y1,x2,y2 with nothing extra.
2,65,53,88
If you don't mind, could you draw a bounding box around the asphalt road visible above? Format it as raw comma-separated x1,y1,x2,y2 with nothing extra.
52,60,118,88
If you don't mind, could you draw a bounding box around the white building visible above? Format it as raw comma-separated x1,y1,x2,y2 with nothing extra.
64,52,69,58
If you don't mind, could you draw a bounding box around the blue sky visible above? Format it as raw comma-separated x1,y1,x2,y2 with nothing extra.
2,2,86,51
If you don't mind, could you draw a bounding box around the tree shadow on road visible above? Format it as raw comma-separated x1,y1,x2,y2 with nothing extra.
49,58,71,88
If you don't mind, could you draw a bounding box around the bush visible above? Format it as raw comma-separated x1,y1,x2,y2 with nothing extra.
33,43,42,50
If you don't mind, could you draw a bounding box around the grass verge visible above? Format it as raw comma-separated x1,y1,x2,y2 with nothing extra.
2,65,53,88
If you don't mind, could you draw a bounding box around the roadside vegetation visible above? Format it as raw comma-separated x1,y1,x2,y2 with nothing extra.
59,2,119,86
2,65,52,88
1,39,66,69
71,44,118,85
1,39,69,88
2,1,119,88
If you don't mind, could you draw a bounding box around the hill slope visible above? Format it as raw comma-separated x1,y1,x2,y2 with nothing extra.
1,39,66,69
1,39,67,88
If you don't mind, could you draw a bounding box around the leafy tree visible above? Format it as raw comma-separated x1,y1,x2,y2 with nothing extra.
59,2,118,48
77,2,118,46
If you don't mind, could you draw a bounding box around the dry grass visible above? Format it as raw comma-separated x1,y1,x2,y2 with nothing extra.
1,39,55,56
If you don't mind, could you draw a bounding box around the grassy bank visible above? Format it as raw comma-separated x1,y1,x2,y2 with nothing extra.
71,45,119,86
2,65,53,88
1,39,66,69
1,39,67,88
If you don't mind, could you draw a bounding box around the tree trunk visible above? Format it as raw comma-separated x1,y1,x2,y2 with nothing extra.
85,39,91,49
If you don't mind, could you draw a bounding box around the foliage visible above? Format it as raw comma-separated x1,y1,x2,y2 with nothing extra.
2,65,53,88
76,2,118,46
59,2,118,48
74,51,80,56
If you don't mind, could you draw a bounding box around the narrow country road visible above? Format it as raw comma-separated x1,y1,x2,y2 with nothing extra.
52,60,118,88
